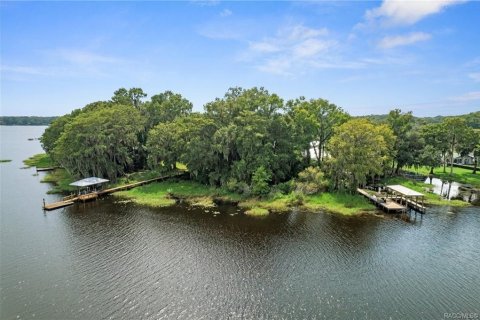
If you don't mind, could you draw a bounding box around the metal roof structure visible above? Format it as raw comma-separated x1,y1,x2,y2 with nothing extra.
69,177,109,188
386,185,424,197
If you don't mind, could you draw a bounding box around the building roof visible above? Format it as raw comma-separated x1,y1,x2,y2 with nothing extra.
69,177,109,188
386,185,424,197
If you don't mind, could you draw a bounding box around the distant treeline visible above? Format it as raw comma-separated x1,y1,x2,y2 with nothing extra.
0,116,58,126
359,111,480,129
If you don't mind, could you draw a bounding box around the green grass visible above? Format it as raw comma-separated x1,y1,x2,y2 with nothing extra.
23,154,76,194
116,179,378,215
382,176,470,207
116,184,176,207
23,153,55,168
303,193,376,215
40,169,77,194
406,166,480,188
0,159,12,163
245,207,269,216
238,192,376,216
115,180,234,208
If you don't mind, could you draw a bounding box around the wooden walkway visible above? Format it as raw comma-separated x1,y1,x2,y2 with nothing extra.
357,188,426,214
43,172,185,211
357,189,407,213
36,167,59,172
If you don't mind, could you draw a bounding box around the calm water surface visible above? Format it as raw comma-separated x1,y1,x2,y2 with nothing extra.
1,126,479,320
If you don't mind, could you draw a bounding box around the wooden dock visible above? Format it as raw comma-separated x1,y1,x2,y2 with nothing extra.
42,200,75,210
42,172,185,211
357,187,426,214
357,189,407,213
36,167,59,172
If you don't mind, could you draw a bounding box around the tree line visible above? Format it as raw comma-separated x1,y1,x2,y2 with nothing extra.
0,116,57,126
40,87,480,194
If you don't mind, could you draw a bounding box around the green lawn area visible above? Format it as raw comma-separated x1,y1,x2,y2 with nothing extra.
40,169,77,194
23,153,55,168
303,192,376,215
406,165,479,188
23,153,77,194
116,180,377,216
382,176,470,207
115,180,243,208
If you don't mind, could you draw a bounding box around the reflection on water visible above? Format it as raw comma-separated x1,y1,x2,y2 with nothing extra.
425,177,479,203
1,126,480,320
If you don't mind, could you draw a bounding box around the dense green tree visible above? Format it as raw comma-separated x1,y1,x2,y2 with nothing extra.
0,116,57,126
143,91,192,130
111,87,147,108
203,87,301,185
53,105,145,179
147,121,185,171
147,113,218,183
386,109,415,173
443,118,470,174
419,145,442,174
457,129,480,174
251,166,271,196
327,119,395,192
40,109,80,157
421,123,450,173
295,166,328,195
287,98,350,165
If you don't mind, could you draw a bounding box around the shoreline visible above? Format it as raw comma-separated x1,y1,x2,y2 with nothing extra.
113,180,377,216
25,153,476,215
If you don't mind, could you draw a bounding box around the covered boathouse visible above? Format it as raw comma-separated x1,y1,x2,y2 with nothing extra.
357,184,426,214
69,177,109,201
385,185,426,213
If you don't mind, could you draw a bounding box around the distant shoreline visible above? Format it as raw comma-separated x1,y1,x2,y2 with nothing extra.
0,116,57,126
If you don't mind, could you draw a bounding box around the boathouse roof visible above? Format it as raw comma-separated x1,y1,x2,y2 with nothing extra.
386,185,424,197
69,177,109,188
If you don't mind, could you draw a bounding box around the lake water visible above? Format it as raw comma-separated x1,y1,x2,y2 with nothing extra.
1,126,479,320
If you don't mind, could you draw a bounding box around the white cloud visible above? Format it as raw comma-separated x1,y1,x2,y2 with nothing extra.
220,9,232,17
54,49,122,65
293,38,333,58
378,32,431,49
450,91,480,102
366,0,466,26
0,65,50,76
246,24,337,75
249,42,281,53
190,0,220,7
197,19,257,40
257,57,293,76
468,72,480,82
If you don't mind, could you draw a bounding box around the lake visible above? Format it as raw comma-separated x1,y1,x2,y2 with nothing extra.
1,126,479,320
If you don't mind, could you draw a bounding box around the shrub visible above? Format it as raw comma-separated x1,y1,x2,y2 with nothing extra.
251,166,271,196
226,178,251,195
286,191,304,206
295,166,329,195
274,180,295,194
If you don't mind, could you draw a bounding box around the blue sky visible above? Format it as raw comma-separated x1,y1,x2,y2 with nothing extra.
1,1,479,117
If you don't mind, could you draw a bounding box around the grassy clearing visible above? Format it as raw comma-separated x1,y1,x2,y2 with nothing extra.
115,181,224,208
245,207,269,216
0,159,12,163
40,169,77,194
406,166,480,188
23,153,55,168
382,176,470,207
116,184,176,207
117,179,377,215
23,154,76,194
303,193,376,215
186,197,216,208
